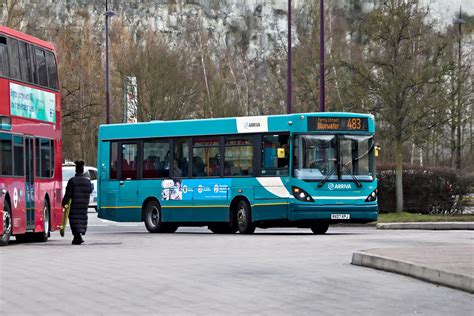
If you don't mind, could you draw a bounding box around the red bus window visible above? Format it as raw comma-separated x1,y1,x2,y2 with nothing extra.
46,51,58,90
8,38,20,80
18,41,31,83
35,48,48,87
0,133,13,175
0,36,9,77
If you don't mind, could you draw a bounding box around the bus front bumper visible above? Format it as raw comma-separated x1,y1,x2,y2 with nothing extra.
289,204,378,223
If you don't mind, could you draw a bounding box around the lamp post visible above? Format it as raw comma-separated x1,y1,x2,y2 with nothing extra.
319,0,325,112
287,0,292,114
453,8,465,170
105,2,116,124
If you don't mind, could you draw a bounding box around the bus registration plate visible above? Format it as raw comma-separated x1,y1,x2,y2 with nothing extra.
331,214,350,220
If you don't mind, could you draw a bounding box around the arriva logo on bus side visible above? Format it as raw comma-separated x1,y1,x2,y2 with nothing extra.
328,183,352,190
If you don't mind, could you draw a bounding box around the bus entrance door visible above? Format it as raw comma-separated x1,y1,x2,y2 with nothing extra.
25,137,35,230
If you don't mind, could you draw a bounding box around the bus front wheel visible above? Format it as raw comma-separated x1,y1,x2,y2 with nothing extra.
144,201,173,233
0,202,12,246
311,223,329,235
236,200,255,234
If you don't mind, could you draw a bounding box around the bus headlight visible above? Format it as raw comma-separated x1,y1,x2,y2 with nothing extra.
365,189,377,202
292,187,314,202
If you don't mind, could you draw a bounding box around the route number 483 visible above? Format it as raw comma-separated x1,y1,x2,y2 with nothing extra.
347,118,362,130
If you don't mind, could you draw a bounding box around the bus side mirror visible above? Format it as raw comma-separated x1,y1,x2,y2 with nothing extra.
374,144,381,157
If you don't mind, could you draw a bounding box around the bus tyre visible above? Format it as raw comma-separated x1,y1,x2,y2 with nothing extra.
311,223,329,235
34,202,50,242
236,200,255,234
144,201,165,233
0,202,12,246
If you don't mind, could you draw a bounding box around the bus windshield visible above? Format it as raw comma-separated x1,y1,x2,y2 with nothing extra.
294,134,374,181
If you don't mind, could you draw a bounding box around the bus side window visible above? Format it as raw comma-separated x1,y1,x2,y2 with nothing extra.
18,41,31,83
174,138,190,178
8,38,21,80
261,134,289,176
46,51,58,90
29,44,38,84
13,135,24,176
110,142,118,179
0,36,9,77
35,48,48,87
0,133,13,176
120,143,138,180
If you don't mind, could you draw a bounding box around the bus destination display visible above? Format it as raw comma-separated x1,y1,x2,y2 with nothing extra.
308,117,368,131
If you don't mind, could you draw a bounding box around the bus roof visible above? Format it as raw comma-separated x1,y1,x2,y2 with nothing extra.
0,26,56,51
99,112,375,141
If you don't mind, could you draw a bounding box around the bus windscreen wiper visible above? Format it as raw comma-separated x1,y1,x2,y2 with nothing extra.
317,160,338,188
340,163,363,188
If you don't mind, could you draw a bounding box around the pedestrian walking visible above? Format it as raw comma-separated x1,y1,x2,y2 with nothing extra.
62,160,92,245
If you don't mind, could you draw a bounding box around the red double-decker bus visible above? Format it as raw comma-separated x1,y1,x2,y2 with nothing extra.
0,26,62,246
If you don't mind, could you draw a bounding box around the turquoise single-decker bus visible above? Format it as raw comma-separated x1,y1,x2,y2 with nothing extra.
97,112,378,234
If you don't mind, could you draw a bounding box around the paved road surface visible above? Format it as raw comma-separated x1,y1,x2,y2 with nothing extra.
0,214,472,315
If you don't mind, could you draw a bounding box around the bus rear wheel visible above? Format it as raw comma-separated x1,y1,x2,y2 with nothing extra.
311,223,329,235
144,201,168,233
33,202,50,242
236,200,255,234
0,202,12,246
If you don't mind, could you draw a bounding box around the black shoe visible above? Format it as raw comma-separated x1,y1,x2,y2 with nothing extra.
72,239,82,245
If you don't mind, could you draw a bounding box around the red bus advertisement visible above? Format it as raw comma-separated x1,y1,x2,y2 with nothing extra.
0,26,61,246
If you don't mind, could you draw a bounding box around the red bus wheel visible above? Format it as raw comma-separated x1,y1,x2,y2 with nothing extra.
33,202,50,242
0,202,12,246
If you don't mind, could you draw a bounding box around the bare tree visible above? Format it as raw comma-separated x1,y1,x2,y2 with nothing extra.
344,0,454,212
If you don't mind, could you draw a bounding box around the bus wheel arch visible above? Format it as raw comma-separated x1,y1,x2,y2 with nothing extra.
0,198,12,246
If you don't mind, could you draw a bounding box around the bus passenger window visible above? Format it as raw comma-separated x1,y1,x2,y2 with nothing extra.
46,51,58,90
35,48,48,87
0,37,8,77
192,137,220,177
8,38,21,80
0,133,13,175
142,140,169,178
120,143,137,180
40,138,52,177
110,142,118,179
261,134,289,176
13,136,24,176
224,136,253,176
174,139,190,177
18,41,31,83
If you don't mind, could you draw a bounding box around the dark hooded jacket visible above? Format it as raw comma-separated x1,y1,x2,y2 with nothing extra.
62,173,93,234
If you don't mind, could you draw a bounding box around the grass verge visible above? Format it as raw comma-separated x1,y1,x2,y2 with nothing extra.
377,212,474,223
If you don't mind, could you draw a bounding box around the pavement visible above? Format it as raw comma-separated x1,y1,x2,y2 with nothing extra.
377,222,474,230
353,223,474,293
